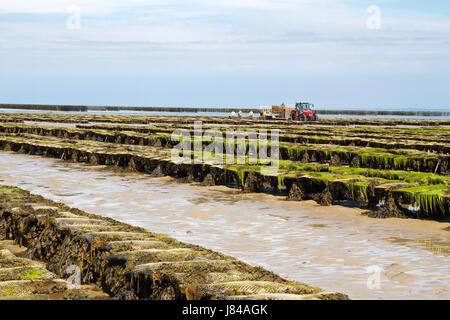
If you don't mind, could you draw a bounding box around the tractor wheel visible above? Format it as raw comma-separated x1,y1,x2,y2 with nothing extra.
291,111,298,120
300,114,306,121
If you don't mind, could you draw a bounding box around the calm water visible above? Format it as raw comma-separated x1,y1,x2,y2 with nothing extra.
0,152,448,299
1,108,450,119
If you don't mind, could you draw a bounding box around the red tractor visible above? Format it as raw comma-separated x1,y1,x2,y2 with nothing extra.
290,102,318,121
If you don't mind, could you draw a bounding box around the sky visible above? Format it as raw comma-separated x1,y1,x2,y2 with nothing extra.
0,0,449,109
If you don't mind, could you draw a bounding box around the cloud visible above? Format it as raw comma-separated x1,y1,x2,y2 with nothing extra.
0,0,173,15
0,0,449,78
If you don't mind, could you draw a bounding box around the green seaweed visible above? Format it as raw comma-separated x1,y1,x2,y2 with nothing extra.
347,181,370,201
393,185,448,216
19,268,44,280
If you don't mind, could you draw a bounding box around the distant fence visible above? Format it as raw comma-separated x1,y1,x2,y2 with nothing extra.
0,103,449,117
0,104,89,112
316,110,450,117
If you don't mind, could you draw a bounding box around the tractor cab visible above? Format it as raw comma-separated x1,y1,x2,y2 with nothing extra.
296,102,313,111
291,102,318,121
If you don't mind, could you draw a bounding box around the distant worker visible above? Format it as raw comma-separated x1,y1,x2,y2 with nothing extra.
249,110,254,118
262,110,267,119
230,111,236,118
238,110,243,118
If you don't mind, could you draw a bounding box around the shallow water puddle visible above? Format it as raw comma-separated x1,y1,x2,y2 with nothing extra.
0,151,448,299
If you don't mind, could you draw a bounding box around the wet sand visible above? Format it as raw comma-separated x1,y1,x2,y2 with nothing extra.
0,151,448,299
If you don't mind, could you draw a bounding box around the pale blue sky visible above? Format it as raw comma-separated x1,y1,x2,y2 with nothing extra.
0,0,449,108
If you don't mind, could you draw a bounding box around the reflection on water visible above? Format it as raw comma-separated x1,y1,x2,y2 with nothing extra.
0,151,448,300
383,237,449,257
